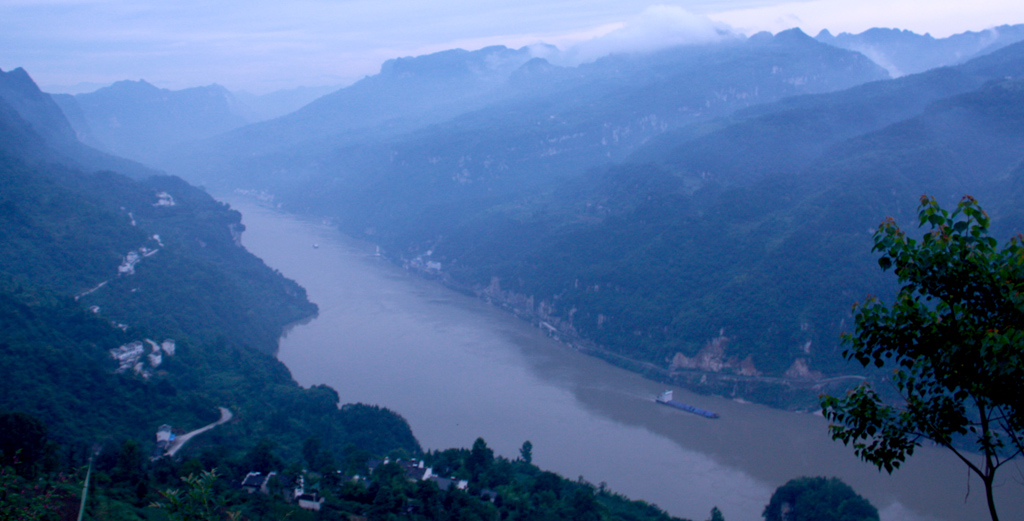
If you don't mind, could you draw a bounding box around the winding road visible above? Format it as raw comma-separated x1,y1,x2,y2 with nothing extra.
166,407,233,457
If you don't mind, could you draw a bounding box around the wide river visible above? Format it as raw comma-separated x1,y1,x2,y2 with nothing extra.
229,198,1022,521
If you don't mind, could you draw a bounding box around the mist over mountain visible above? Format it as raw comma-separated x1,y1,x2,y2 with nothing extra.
31,22,1024,403
51,79,248,165
816,23,1024,76
230,84,339,121
48,80,343,169
6,14,1024,520
133,27,1024,406
161,30,887,199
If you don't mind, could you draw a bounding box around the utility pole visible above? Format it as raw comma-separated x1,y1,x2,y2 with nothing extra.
77,452,96,521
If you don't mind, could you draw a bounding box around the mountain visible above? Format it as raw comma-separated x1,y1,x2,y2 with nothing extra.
0,68,420,461
51,79,248,166
0,67,77,146
146,30,906,406
387,40,1024,404
816,24,1024,76
164,45,543,185
163,30,888,223
143,29,1024,406
2,67,719,521
0,67,157,178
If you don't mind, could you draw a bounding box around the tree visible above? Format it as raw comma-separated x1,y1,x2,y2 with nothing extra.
466,438,493,481
707,506,725,521
762,477,877,521
241,439,282,475
302,436,323,470
821,196,1024,521
111,440,144,490
519,440,533,464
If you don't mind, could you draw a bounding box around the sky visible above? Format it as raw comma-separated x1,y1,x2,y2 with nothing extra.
2,0,1024,94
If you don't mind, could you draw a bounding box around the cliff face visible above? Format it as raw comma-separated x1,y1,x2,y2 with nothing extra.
669,332,762,377
474,275,828,387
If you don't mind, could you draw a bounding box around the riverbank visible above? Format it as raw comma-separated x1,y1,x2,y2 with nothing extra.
385,230,867,412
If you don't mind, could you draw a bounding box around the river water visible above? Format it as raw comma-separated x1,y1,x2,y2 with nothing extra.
228,198,1022,521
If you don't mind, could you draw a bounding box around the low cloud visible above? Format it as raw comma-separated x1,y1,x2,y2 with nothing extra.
550,5,737,65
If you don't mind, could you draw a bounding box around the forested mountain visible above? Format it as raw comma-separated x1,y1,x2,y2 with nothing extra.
143,32,1024,407
0,68,419,467
386,41,1024,402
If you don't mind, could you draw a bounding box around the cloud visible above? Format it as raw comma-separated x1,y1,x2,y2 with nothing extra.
554,5,736,65
5,0,1023,92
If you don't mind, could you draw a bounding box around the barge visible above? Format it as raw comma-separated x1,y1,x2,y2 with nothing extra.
655,390,719,419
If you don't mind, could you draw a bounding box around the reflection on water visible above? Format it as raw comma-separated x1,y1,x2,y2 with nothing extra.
229,198,1022,521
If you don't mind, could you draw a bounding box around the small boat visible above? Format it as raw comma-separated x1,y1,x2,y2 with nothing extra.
313,243,320,249
655,390,719,419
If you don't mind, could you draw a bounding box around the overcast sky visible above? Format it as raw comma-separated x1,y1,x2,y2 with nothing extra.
2,0,1023,94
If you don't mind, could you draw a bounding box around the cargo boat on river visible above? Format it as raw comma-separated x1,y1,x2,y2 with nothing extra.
655,391,719,419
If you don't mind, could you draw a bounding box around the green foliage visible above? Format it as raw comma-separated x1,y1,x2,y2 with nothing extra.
465,438,493,481
328,440,690,521
151,470,234,521
762,477,877,521
821,196,1024,521
241,440,284,475
0,463,73,521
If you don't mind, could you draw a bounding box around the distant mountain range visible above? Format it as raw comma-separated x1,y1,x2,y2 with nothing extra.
48,80,338,166
816,24,1024,76
34,23,1024,405
161,29,890,201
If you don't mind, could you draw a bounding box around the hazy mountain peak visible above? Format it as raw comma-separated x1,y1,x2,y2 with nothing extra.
0,66,78,145
105,78,161,94
1,67,37,91
63,78,248,165
772,27,813,43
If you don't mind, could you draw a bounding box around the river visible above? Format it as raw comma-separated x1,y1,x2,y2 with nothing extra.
228,198,1022,521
